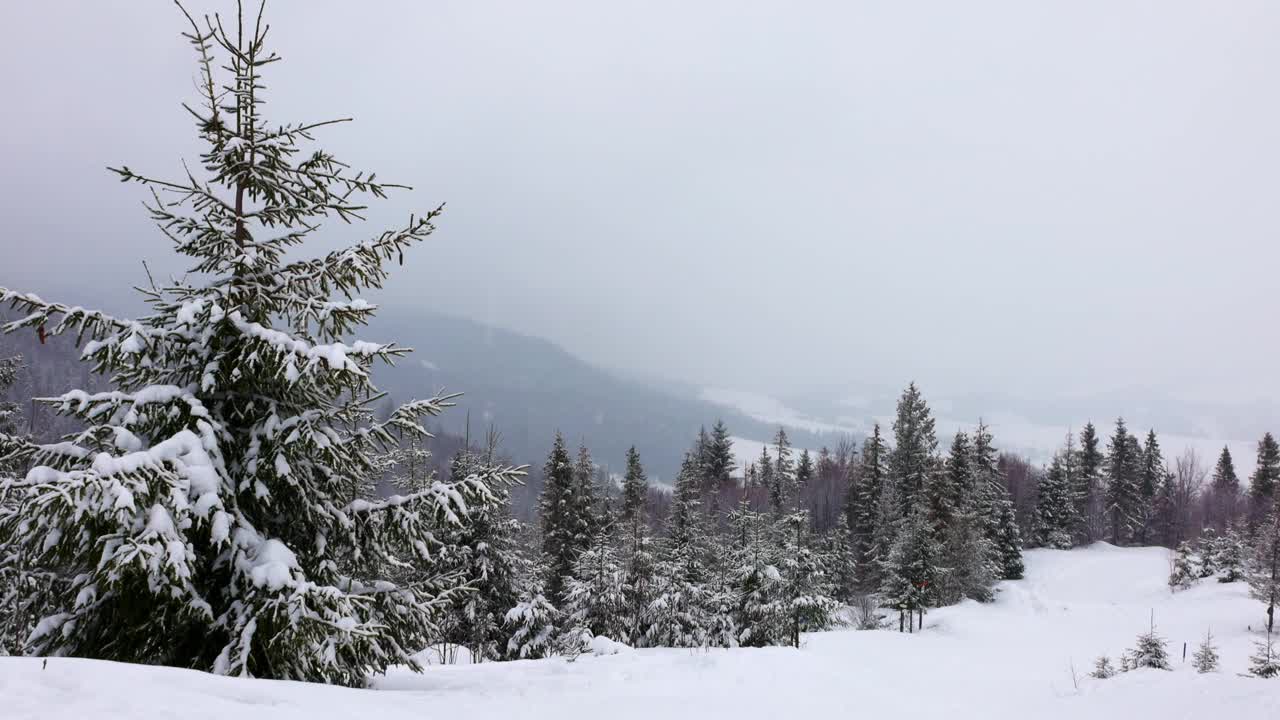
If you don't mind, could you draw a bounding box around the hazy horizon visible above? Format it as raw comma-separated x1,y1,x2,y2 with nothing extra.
4,1,1278,434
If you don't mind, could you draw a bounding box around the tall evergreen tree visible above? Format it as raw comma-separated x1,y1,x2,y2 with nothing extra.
1076,422,1105,542
1209,446,1241,531
701,419,736,495
1104,419,1143,545
1136,430,1163,544
1249,504,1280,634
0,354,36,655
973,421,1024,579
1033,445,1079,549
539,433,582,607
620,446,647,526
850,423,888,588
929,431,972,531
795,448,814,488
1250,433,1280,534
0,5,524,684
770,427,795,512
647,452,716,648
439,446,527,661
820,513,858,603
880,509,941,632
867,469,902,592
888,383,938,513
992,494,1026,580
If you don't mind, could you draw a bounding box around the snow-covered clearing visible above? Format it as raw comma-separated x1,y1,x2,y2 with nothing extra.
3,544,1275,719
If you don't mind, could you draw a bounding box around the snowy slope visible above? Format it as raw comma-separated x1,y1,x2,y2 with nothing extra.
3,545,1276,720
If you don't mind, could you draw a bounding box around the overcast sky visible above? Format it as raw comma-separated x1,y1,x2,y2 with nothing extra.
3,1,1279,415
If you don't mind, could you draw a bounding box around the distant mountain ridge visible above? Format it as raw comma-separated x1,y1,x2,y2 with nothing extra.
369,308,842,482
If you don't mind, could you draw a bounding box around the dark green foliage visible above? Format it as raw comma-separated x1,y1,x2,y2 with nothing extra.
540,433,585,607
850,424,888,589
1105,418,1144,545
1250,433,1280,532
620,446,647,525
1077,422,1104,541
888,383,937,512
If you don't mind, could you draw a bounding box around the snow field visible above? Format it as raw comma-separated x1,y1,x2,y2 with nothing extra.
3,543,1276,720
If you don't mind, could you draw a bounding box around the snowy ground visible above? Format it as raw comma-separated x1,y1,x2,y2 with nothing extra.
3,544,1276,719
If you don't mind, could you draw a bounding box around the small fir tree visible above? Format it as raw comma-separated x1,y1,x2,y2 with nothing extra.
1091,655,1117,679
1127,617,1171,670
1248,630,1280,678
1168,542,1197,591
1192,628,1219,673
1197,528,1220,578
1217,526,1247,583
503,587,560,660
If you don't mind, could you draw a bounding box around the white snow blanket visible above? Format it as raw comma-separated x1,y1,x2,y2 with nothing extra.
3,544,1277,719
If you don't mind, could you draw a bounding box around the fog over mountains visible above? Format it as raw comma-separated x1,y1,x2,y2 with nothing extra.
3,290,1272,483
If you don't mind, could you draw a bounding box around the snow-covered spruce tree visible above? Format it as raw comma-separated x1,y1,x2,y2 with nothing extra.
647,453,717,648
701,419,736,496
1197,528,1220,578
503,586,559,660
559,528,629,653
880,508,942,631
971,422,1024,581
620,445,647,526
1033,444,1079,549
1209,446,1241,532
616,447,656,645
1192,628,1219,673
0,353,42,656
867,470,902,591
927,431,971,532
0,5,524,684
795,448,814,488
1217,525,1247,583
778,511,839,647
1248,503,1280,634
937,508,997,604
1135,429,1163,545
769,427,795,512
1249,630,1280,678
850,423,888,590
820,513,858,604
728,499,787,647
1126,618,1171,670
539,432,588,607
1076,421,1105,542
1091,655,1116,679
991,497,1025,581
1168,542,1197,591
1249,433,1280,535
438,445,526,661
888,382,938,513
1105,418,1144,546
